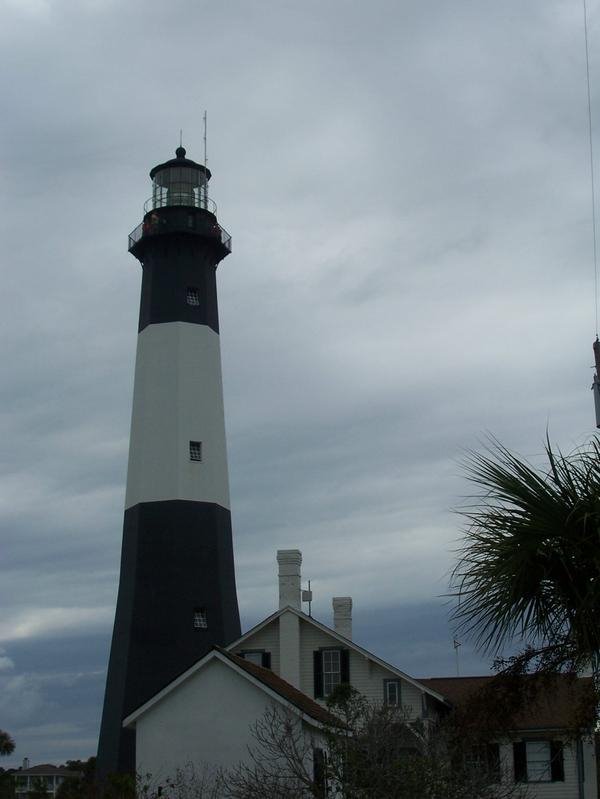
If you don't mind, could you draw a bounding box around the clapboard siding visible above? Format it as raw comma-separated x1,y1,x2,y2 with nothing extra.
230,619,280,675
228,612,596,799
298,618,422,716
230,613,425,717
582,737,597,799
497,739,593,799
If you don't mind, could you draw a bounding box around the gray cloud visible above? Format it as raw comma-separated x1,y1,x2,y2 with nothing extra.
0,0,597,766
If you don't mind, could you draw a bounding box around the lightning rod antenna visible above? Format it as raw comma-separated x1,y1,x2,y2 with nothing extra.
203,110,208,171
584,0,599,337
453,639,461,677
583,0,600,427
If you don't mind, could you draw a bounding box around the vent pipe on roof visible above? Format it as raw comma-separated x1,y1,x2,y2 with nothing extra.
277,550,302,610
333,597,352,640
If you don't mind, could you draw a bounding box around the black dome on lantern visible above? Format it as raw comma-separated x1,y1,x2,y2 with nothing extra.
149,147,212,181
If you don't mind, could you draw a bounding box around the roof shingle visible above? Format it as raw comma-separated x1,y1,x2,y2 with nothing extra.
218,647,340,727
419,675,594,731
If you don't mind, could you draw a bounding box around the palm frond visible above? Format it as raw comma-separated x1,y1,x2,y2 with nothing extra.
450,436,600,668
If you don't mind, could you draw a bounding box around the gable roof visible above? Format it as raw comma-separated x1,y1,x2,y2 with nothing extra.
122,646,339,729
419,675,594,731
228,606,449,706
220,649,340,726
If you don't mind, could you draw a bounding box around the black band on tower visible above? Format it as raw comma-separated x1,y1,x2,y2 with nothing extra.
98,501,240,776
137,236,220,334
131,205,229,335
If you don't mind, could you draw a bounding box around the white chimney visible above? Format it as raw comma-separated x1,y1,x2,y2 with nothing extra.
22,758,29,770
277,549,302,610
333,597,352,640
277,550,302,688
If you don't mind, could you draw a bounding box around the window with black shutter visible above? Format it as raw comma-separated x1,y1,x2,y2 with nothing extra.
323,650,341,696
550,741,564,782
314,649,349,698
314,650,324,698
513,741,527,782
340,649,350,684
313,748,327,799
513,739,565,783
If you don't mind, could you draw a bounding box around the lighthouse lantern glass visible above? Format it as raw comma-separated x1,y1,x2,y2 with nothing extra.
151,165,208,210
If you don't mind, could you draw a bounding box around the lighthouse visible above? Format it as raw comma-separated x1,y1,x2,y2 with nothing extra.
97,147,241,777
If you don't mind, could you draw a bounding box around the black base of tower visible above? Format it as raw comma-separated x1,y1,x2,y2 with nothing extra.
97,500,240,779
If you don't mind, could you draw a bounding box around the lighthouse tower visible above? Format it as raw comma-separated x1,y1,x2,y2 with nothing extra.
97,147,241,777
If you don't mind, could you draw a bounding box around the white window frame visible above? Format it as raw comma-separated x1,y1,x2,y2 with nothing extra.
384,679,401,706
322,649,341,696
241,651,263,666
525,740,552,782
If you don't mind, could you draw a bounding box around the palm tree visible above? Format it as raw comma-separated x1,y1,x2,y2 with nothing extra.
451,436,600,673
0,731,14,756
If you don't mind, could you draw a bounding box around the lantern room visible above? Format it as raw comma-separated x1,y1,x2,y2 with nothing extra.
148,146,212,212
128,146,231,259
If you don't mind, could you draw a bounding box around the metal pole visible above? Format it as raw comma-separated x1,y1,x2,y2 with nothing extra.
203,110,207,169
203,111,208,210
453,639,461,676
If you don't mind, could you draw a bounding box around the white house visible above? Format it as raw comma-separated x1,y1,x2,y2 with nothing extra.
421,676,598,799
123,645,336,788
13,763,82,798
124,549,598,798
227,550,448,720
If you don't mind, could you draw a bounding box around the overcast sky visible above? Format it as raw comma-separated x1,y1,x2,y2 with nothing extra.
1,0,598,768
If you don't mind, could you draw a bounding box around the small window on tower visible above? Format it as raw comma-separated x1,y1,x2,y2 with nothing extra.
193,608,208,629
187,287,200,306
189,441,202,462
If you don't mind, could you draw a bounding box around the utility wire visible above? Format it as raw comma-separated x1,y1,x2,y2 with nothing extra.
583,0,599,336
